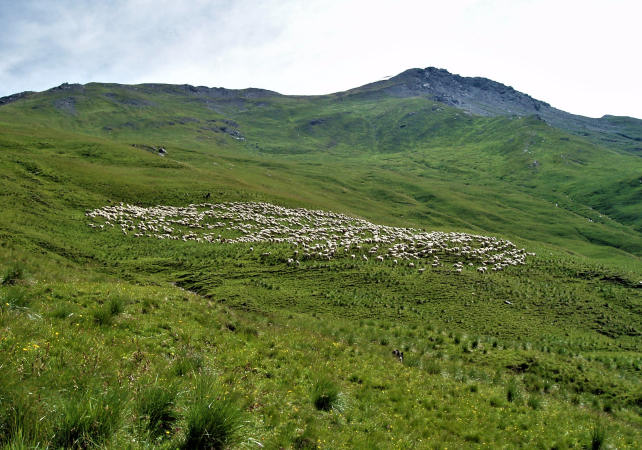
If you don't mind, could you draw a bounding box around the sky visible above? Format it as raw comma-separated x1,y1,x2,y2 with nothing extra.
0,0,640,118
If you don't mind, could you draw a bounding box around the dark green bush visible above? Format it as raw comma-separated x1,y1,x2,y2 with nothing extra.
92,296,125,326
425,360,441,375
51,302,73,319
527,395,542,410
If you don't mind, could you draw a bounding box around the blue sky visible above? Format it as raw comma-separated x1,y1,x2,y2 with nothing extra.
1,0,640,118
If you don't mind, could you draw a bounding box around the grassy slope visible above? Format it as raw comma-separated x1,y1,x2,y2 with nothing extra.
0,83,640,448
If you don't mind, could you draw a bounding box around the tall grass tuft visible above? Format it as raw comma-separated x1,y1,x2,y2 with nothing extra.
182,377,245,450
311,378,343,412
92,296,124,326
1,263,25,286
173,353,204,376
92,306,114,326
0,385,41,446
506,380,521,403
136,382,178,437
2,287,29,309
107,296,125,315
590,422,607,450
53,390,125,448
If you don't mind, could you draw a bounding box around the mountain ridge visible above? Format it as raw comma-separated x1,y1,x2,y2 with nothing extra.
3,67,640,154
345,66,641,154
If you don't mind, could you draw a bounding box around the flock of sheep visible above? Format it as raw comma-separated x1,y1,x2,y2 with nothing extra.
86,202,534,272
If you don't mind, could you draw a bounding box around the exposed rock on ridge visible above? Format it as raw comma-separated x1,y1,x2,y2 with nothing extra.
348,67,642,154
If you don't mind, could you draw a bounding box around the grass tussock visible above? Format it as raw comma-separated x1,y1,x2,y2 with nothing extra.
92,296,125,326
53,390,125,449
182,377,245,450
2,286,29,309
1,263,25,286
591,422,607,450
506,380,522,403
136,382,178,437
173,353,204,377
312,378,344,412
0,385,41,446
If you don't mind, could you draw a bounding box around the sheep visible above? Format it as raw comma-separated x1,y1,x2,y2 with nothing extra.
86,201,533,270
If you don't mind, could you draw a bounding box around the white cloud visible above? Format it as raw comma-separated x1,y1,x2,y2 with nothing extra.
0,0,640,117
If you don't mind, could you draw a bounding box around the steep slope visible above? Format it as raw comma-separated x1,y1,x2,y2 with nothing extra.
1,79,640,263
0,71,641,448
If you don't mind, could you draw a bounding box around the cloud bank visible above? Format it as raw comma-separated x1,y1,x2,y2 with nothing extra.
0,0,640,118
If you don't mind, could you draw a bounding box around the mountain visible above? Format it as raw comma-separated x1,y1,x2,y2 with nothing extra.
347,67,642,154
2,70,640,259
0,68,640,448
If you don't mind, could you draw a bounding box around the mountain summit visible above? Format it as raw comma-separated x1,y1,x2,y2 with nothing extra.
348,67,641,154
358,67,548,117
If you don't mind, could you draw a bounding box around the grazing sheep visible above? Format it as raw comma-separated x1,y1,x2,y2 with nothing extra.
86,202,533,271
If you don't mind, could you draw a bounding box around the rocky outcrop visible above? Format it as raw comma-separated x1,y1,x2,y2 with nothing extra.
0,91,34,106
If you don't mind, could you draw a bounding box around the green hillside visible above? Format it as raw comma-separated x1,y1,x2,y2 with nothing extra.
0,79,640,448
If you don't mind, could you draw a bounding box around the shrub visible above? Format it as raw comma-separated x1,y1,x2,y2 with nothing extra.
312,378,343,412
53,390,124,448
182,378,245,450
464,432,481,443
136,383,178,437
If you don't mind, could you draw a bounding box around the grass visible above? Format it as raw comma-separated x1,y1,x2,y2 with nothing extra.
0,384,40,446
0,80,639,447
591,422,607,450
506,380,522,403
312,378,343,412
1,263,25,286
182,377,246,450
53,390,125,448
136,382,178,437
